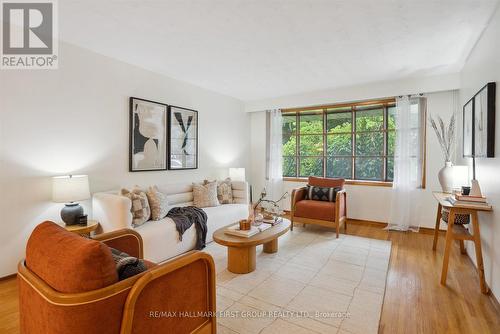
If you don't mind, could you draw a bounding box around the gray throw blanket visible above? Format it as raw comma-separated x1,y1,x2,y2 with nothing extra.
167,206,208,250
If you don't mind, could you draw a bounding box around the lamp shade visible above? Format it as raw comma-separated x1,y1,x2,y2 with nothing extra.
229,168,246,181
52,175,90,203
452,165,470,188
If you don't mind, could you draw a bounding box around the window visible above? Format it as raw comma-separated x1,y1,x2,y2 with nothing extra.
282,99,398,182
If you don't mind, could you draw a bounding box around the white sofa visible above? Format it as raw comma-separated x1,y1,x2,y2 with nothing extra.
92,181,249,263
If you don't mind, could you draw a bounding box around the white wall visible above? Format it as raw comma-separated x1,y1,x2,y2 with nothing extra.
249,90,457,225
458,4,500,300
0,42,250,277
245,73,460,112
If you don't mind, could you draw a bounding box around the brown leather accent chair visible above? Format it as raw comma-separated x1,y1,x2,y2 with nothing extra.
290,177,347,238
17,221,216,334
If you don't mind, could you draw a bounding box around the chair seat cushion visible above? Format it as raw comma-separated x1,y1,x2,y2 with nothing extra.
26,221,119,293
294,200,336,221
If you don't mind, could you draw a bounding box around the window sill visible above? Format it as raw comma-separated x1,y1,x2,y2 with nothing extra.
283,177,393,187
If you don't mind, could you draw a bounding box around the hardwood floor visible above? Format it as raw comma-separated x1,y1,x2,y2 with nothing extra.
345,220,500,334
0,276,18,334
1,220,499,333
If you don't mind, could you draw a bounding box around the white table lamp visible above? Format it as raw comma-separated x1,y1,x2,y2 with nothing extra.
229,168,246,181
52,175,90,225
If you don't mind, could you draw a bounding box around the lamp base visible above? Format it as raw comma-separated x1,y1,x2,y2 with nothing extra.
61,203,84,226
470,179,483,197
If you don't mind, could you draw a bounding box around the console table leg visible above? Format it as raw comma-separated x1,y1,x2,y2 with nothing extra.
459,240,466,254
471,212,489,294
440,209,455,286
433,203,442,251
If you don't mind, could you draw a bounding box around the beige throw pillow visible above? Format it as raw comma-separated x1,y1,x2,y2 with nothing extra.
217,178,233,204
121,187,151,227
193,181,220,208
146,186,169,221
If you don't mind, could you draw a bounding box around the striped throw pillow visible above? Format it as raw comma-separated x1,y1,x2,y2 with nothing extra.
306,185,341,202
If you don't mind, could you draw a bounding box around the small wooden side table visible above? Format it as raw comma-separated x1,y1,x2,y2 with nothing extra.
61,220,100,238
432,192,492,294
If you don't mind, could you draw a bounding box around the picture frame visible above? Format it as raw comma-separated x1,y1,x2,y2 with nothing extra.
474,82,496,157
129,97,168,172
168,106,198,170
463,100,474,157
462,82,496,158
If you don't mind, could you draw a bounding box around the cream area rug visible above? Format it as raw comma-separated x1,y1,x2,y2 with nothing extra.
203,225,392,334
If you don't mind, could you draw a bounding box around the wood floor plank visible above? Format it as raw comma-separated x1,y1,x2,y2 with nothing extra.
1,220,499,333
343,220,500,334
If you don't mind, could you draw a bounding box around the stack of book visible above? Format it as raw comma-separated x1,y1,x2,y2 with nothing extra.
262,217,283,226
224,223,272,238
447,194,491,208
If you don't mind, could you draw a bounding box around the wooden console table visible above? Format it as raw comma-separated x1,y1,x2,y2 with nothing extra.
432,192,492,294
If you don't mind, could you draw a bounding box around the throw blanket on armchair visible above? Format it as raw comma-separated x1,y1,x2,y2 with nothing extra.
167,206,208,250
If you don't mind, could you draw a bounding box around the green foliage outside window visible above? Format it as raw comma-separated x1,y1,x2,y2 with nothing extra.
282,104,396,181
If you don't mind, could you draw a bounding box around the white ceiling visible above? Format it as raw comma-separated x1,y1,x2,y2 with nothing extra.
60,0,499,101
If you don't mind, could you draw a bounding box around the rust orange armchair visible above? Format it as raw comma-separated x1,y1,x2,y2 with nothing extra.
17,221,216,334
290,177,347,238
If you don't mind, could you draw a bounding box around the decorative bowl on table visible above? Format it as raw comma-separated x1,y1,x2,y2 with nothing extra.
251,212,263,226
262,211,274,220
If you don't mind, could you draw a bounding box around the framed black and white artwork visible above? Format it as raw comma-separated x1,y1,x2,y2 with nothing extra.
463,100,473,157
168,106,198,170
129,97,168,172
462,82,496,158
474,83,496,157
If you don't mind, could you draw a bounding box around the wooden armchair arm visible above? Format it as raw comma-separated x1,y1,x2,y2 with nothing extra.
120,251,216,334
291,186,308,213
335,189,347,223
93,229,143,259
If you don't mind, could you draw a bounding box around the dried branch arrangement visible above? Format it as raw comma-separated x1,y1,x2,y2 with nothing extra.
429,113,455,162
253,188,288,212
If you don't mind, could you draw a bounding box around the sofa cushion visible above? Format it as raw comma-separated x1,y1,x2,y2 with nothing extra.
308,177,345,189
121,187,151,227
216,178,234,204
294,200,335,221
146,185,169,221
193,181,220,208
203,204,249,238
134,203,248,263
135,216,197,263
26,221,118,293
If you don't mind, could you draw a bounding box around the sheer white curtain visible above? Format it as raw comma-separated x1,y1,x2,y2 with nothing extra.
386,96,424,232
266,109,284,209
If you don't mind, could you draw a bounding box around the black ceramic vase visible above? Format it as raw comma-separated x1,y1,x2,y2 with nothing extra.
61,203,83,225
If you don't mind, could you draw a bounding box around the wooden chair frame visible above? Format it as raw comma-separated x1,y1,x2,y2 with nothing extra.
290,187,347,238
18,229,216,334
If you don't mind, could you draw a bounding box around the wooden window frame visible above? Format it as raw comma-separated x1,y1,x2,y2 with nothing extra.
281,98,426,188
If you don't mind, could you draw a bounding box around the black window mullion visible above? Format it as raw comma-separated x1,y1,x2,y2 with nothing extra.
323,109,327,178
295,112,299,177
383,104,388,181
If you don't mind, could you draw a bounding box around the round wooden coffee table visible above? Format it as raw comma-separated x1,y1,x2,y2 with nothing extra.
213,218,291,274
